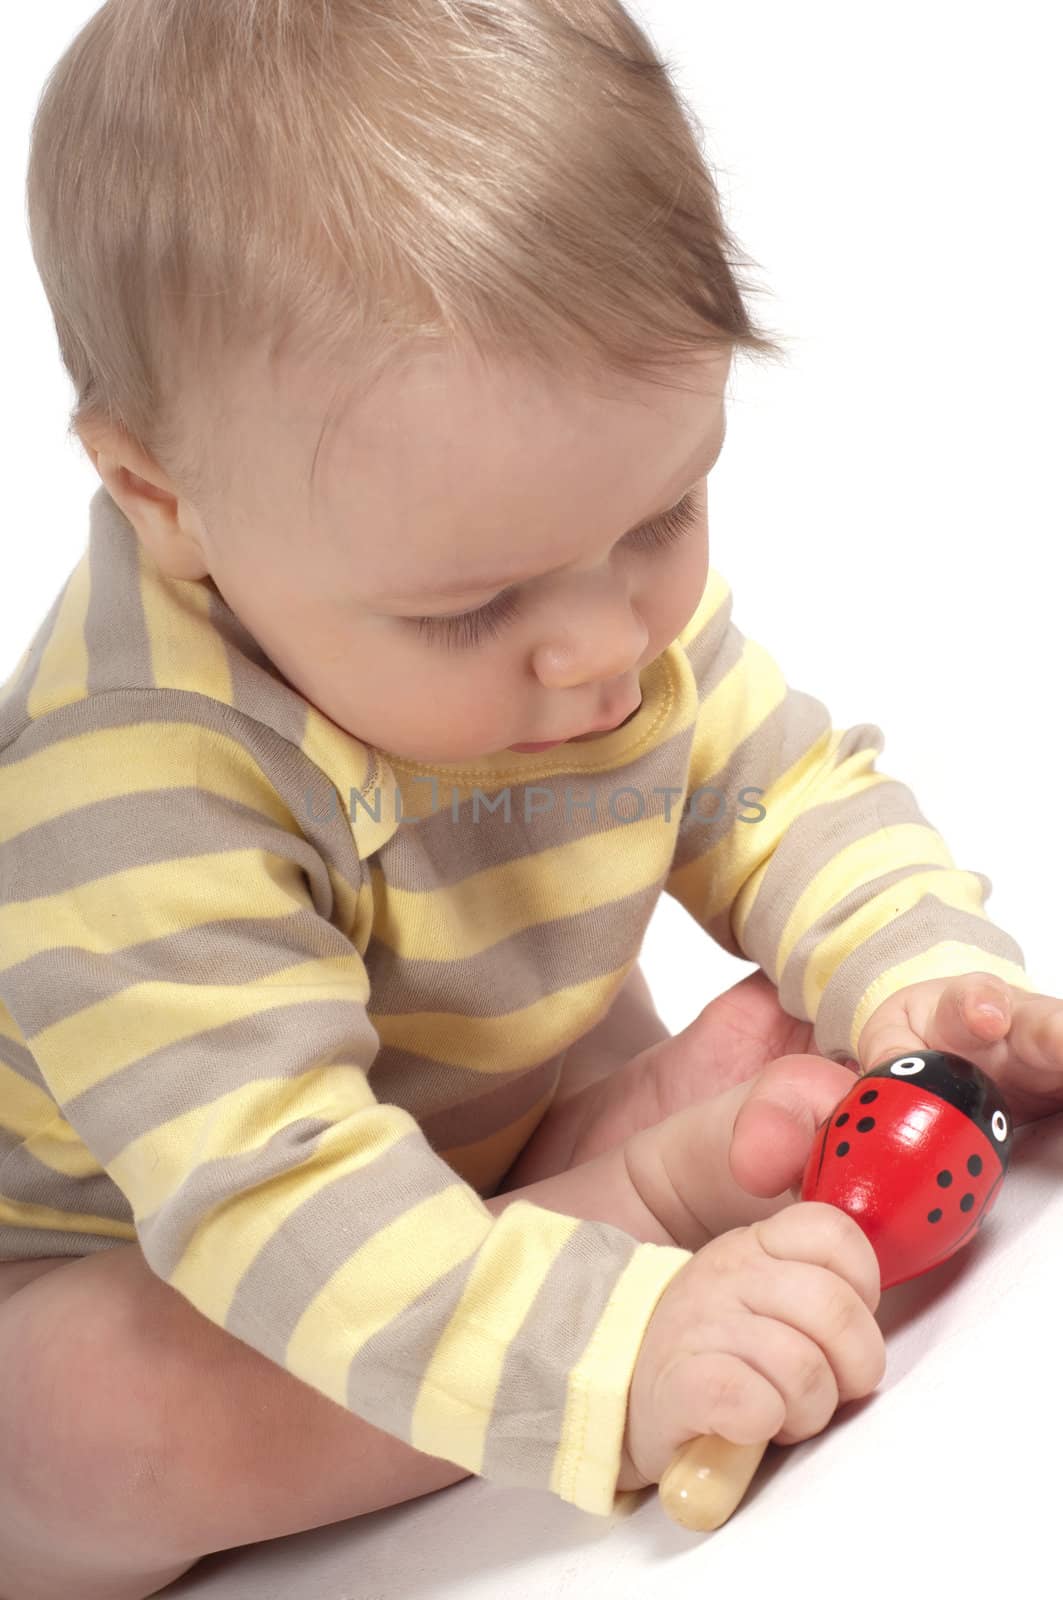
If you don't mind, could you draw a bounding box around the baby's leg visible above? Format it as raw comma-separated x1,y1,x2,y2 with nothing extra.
0,1085,681,1600
0,1245,474,1600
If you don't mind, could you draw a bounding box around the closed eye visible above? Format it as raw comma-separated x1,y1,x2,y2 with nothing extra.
409,487,703,651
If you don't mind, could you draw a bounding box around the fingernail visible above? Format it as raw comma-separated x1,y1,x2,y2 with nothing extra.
975,1004,1006,1024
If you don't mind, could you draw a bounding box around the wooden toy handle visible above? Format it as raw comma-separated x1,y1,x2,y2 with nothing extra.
658,1434,769,1531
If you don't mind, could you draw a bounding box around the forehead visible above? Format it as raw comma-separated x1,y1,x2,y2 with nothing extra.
259,343,731,595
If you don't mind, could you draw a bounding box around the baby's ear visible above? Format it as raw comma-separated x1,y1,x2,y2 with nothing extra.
86,442,213,583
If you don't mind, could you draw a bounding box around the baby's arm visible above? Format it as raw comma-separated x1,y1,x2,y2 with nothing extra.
667,569,1036,1064
490,1055,819,1248
0,705,692,1519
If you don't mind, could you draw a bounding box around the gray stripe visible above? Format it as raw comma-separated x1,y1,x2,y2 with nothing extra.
0,1226,130,1261
1,907,358,1039
0,1027,46,1088
5,791,661,1043
671,685,836,881
668,689,836,956
59,999,382,1175
0,1134,134,1235
202,582,312,752
813,893,1027,1062
778,859,979,1025
0,584,67,749
137,1110,339,1279
743,776,963,978
371,718,697,887
54,486,315,752
684,601,745,712
365,879,663,1020
0,1123,23,1165
414,1051,564,1154
220,1125,459,1364
84,485,154,694
3,745,655,1138
0,1045,559,1244
215,1121,638,1479
0,689,363,917
682,578,735,686
2,778,339,903
481,1216,641,1487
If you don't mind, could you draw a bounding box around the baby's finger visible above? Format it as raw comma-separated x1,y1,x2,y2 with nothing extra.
989,991,1063,1075
698,1310,840,1445
729,1056,859,1199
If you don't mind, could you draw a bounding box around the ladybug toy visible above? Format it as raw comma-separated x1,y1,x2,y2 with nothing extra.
659,1050,1015,1531
800,1049,1014,1290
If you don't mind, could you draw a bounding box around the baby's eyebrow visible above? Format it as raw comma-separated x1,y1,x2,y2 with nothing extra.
375,426,723,605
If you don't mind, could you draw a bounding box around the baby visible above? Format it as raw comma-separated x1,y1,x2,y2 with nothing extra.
2,3,1059,1596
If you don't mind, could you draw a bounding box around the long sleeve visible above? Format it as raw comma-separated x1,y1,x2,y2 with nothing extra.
0,697,691,1516
666,570,1036,1063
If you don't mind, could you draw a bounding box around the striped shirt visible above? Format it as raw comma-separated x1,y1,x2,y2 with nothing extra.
0,485,1033,1515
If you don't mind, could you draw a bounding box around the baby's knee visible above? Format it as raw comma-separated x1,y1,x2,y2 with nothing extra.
0,1250,192,1591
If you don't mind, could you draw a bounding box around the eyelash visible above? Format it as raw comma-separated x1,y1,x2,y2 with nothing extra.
410,487,703,651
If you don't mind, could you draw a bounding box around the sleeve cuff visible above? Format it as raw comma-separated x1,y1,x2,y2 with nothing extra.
552,1239,694,1516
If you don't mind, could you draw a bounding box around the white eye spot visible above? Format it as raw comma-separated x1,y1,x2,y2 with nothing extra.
991,1109,1008,1142
890,1056,926,1076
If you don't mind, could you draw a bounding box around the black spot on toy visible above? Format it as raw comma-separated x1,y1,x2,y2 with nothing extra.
800,1050,1013,1288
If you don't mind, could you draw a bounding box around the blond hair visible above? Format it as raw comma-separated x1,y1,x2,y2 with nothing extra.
26,0,787,507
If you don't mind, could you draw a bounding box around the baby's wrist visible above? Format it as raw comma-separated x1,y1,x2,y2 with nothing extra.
485,1138,676,1247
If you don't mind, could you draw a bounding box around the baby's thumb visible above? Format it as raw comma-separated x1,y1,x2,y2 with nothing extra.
728,1055,859,1199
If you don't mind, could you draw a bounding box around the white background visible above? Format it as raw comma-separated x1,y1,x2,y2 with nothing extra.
3,4,1061,1595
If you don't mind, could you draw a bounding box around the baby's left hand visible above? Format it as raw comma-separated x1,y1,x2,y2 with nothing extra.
857,973,1063,1126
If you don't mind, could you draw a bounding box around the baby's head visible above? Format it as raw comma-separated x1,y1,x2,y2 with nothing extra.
27,0,785,764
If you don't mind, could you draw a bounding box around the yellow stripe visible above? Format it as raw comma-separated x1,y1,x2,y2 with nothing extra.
1,720,297,841
0,1024,134,1219
141,551,234,702
802,869,998,1021
373,966,623,1072
26,555,91,720
439,1088,556,1194
0,1191,135,1245
0,1057,56,1142
693,634,789,758
292,1182,492,1413
112,1060,379,1232
670,721,845,924
0,848,322,969
154,1097,495,1409
411,1200,581,1468
34,1112,107,1179
369,815,672,959
773,822,959,983
302,705,385,844
0,844,328,966
30,952,369,1099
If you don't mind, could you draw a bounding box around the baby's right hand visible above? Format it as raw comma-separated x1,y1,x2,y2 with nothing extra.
619,1201,886,1492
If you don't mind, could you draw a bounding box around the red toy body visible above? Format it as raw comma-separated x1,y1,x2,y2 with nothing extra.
800,1050,1013,1290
